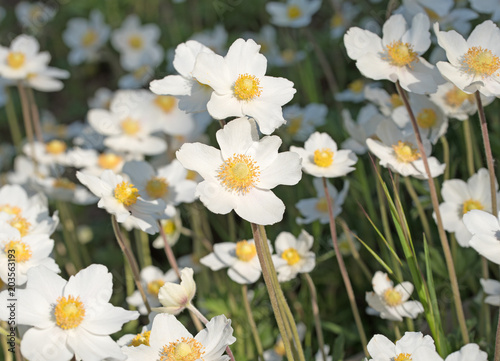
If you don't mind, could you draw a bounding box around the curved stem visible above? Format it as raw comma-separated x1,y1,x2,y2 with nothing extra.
303,273,326,361
403,177,433,245
242,285,264,360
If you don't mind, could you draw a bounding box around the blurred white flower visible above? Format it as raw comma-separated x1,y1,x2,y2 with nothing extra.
463,210,500,265
341,104,384,154
282,103,327,141
15,2,55,29
367,332,442,361
266,0,322,28
469,0,500,22
445,343,488,361
481,278,500,306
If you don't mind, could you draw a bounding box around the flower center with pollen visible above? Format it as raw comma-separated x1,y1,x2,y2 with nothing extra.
155,95,177,113
7,52,25,69
81,30,98,47
313,148,334,167
128,35,144,49
233,74,262,101
146,177,169,199
287,5,302,19
53,178,77,190
385,41,418,67
114,181,139,206
217,154,260,194
128,330,151,347
163,219,176,236
9,216,31,237
462,199,484,215
348,79,364,93
121,118,141,135
4,240,32,262
392,141,420,163
235,240,257,262
282,248,301,265
395,353,412,361
316,198,329,213
287,116,303,135
54,295,86,330
390,93,403,108
147,279,165,297
98,153,122,169
0,204,22,216
383,288,403,306
444,87,474,108
46,140,67,155
416,108,437,128
159,337,205,361
462,46,500,78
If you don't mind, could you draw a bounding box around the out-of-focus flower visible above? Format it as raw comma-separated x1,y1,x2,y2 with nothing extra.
34,176,98,205
266,0,322,28
88,87,114,109
0,35,49,80
341,104,384,154
364,86,403,116
330,2,360,39
15,2,55,29
190,24,228,54
281,103,327,141
445,343,488,361
463,210,500,265
469,0,500,22
335,79,375,103
272,230,315,282
367,332,442,361
481,278,500,306
152,208,185,249
155,268,196,315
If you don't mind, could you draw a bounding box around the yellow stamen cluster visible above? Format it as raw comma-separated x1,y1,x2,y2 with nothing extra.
392,141,420,163
348,79,364,93
313,148,334,168
98,153,123,170
7,52,25,69
383,288,403,306
416,108,437,128
444,87,474,108
0,204,22,216
46,140,67,155
159,337,205,361
146,177,169,199
315,198,329,213
53,178,77,190
235,240,257,262
331,13,343,28
133,65,149,80
4,240,32,262
462,199,484,215
282,248,301,265
9,216,31,237
462,46,500,78
54,295,86,330
395,353,413,361
385,41,418,67
81,30,98,47
274,339,286,356
147,279,165,297
287,5,302,19
128,330,151,347
390,93,403,108
185,170,197,181
121,118,141,135
287,116,303,135
114,181,139,206
217,154,260,194
155,95,177,113
280,49,296,63
163,220,177,235
233,74,262,101
128,35,144,50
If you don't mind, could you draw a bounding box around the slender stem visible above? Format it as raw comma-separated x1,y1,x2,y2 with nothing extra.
158,220,181,279
322,177,368,355
463,117,475,176
4,88,22,148
17,82,37,168
26,86,43,142
396,81,469,344
242,285,264,360
303,273,326,361
440,136,450,181
403,177,433,245
338,218,372,281
111,215,151,314
56,201,84,270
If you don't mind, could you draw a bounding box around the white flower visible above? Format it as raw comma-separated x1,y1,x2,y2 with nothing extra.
341,104,384,154
366,271,424,321
480,278,500,306
0,264,139,361
88,87,114,109
122,313,236,360
463,209,500,265
364,86,403,116
34,176,98,205
281,103,328,141
76,169,166,234
367,332,442,361
445,343,488,361
290,132,357,178
190,24,228,54
24,65,69,92
200,239,266,284
15,2,55,28
330,2,360,39
335,79,373,103
272,230,315,282
469,0,500,22
155,268,196,315
344,13,441,94
434,20,500,96
437,168,496,247
176,117,302,225
63,10,110,65
266,0,322,28
0,35,50,80
152,208,185,249
192,38,296,135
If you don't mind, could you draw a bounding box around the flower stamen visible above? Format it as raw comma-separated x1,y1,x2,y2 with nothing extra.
217,154,260,194
385,41,418,68
54,295,86,330
462,46,500,78
235,240,257,262
233,74,262,101
114,181,139,206
313,148,334,167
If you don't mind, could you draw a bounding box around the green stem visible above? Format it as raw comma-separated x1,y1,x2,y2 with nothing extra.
338,218,372,281
56,201,83,271
463,118,475,177
4,88,22,149
242,285,264,360
403,177,433,246
158,221,181,279
440,136,450,181
26,86,43,142
303,273,326,361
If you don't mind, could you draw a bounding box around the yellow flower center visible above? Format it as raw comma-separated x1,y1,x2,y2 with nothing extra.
462,46,500,78
392,141,420,163
8,216,31,237
159,337,205,361
154,95,177,113
282,247,301,265
54,295,86,330
128,35,144,49
287,5,302,19
390,93,403,108
444,87,474,108
281,49,296,63
233,74,262,101
287,116,303,135
416,108,437,128
217,154,260,194
462,199,484,215
348,79,364,93
235,240,257,262
331,13,343,28
114,181,139,206
133,65,150,79
121,118,141,135
274,339,286,356
385,41,419,67
185,170,197,181
53,178,77,190
163,219,177,235
383,288,403,306
4,240,32,262
46,140,67,155
98,153,123,170
313,148,334,168
147,279,165,297
146,177,169,199
0,204,22,216
395,353,413,361
81,30,98,47
7,52,25,69
315,198,329,213
128,330,151,347
424,8,440,21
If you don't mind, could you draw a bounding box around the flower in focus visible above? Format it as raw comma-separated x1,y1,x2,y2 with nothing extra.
272,230,315,282
192,39,296,135
463,209,500,265
367,332,442,361
481,278,500,306
155,267,196,315
445,343,488,361
266,0,322,28
366,271,424,321
176,117,302,225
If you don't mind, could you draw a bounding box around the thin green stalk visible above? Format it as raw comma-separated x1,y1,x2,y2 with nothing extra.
56,201,83,271
403,177,433,245
338,218,372,281
4,88,22,149
303,273,326,361
396,80,469,344
322,177,368,356
17,82,37,168
26,86,43,142
440,136,450,181
158,220,181,279
463,118,475,177
242,285,264,360
393,323,401,340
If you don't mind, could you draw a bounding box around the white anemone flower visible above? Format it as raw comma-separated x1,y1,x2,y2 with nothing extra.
366,271,424,321
463,210,500,265
281,103,328,141
24,65,70,92
154,268,196,315
481,278,500,306
0,35,50,80
364,86,404,117
367,332,442,361
190,24,228,54
344,13,441,94
176,117,302,225
437,168,497,247
266,0,322,28
445,343,488,361
22,140,69,166
272,230,315,282
192,38,296,135
434,20,500,97
335,79,373,103
0,264,139,361
290,132,358,178
76,169,166,235
34,176,99,206
15,1,56,29
122,313,236,361
341,104,384,154
152,207,185,249
469,0,500,22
